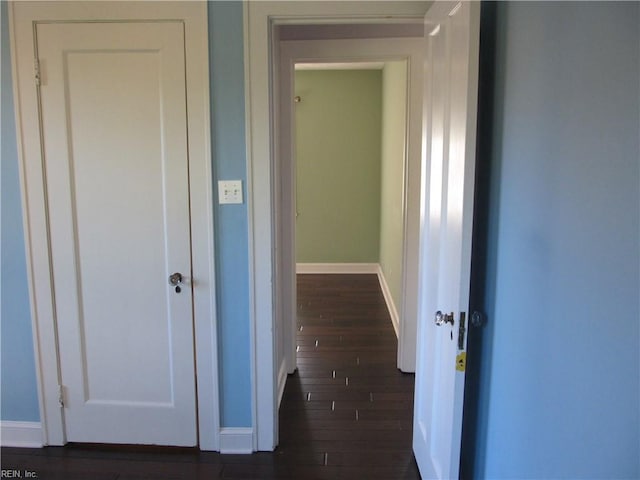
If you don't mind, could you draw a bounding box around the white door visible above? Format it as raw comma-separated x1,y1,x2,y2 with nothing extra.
36,21,197,446
413,2,481,478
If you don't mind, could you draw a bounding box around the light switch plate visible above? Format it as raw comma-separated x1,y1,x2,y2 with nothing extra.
218,180,243,204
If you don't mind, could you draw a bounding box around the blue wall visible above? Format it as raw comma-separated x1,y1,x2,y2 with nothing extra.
476,2,639,478
1,0,40,422
208,1,251,429
0,2,252,428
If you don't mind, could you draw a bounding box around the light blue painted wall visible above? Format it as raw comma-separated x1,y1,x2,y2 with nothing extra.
476,2,639,478
208,1,251,429
0,2,252,428
0,1,40,422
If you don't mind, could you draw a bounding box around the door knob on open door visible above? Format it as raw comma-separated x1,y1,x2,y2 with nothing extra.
168,272,183,286
471,311,486,327
435,310,454,326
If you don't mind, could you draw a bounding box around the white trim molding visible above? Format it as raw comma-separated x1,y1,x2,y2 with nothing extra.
245,1,428,451
296,263,379,274
219,428,254,454
1,421,43,448
277,358,288,408
377,266,400,338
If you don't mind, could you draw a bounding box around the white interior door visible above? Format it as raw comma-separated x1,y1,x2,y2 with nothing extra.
36,21,197,446
413,2,480,478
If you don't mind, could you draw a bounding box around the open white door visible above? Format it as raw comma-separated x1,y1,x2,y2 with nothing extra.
413,2,480,478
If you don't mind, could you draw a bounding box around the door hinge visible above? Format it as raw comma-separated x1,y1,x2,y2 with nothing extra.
57,384,65,408
34,58,41,86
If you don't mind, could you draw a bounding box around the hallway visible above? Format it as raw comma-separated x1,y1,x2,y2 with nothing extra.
278,273,420,478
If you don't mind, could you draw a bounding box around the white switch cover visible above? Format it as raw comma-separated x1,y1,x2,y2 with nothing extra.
218,180,243,204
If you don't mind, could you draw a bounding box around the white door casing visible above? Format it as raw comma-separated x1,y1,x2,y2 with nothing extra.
244,0,431,452
10,1,219,449
412,2,480,478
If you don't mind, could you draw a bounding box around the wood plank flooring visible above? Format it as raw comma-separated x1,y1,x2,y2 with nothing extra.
279,274,420,479
1,274,420,479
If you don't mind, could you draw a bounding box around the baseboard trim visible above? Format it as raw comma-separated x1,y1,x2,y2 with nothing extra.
296,263,379,274
0,421,43,448
376,266,400,338
277,359,288,409
219,427,253,454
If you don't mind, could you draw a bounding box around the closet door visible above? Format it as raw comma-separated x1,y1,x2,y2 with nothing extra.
37,20,197,446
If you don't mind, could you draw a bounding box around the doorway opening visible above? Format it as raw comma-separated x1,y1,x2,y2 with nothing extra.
276,45,423,476
274,29,426,410
292,60,407,362
247,4,482,476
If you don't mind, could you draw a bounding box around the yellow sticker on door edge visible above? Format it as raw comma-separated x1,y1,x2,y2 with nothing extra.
456,352,466,372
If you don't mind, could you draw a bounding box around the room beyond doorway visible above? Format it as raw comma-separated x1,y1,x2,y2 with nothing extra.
275,35,426,393
293,61,406,359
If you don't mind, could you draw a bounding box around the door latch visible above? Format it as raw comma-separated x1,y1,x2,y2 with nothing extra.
457,311,466,350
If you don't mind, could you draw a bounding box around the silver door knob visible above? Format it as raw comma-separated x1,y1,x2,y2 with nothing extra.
168,272,183,286
435,310,454,326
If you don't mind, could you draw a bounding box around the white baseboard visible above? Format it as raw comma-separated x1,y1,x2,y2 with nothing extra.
0,421,43,448
0,421,254,453
277,359,288,409
376,266,400,338
219,427,253,454
296,263,379,274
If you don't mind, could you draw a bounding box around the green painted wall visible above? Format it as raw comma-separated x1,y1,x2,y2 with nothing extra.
295,70,382,263
379,61,407,310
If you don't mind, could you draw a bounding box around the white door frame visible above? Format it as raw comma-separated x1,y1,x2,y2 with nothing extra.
10,1,219,450
278,37,424,380
244,0,430,452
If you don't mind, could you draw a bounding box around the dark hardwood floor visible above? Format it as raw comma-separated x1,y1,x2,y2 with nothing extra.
1,274,420,479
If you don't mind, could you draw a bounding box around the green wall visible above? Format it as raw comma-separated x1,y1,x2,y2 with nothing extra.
379,61,407,310
295,70,382,263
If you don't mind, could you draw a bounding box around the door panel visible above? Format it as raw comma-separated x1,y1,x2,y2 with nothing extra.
413,2,481,478
37,21,197,446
